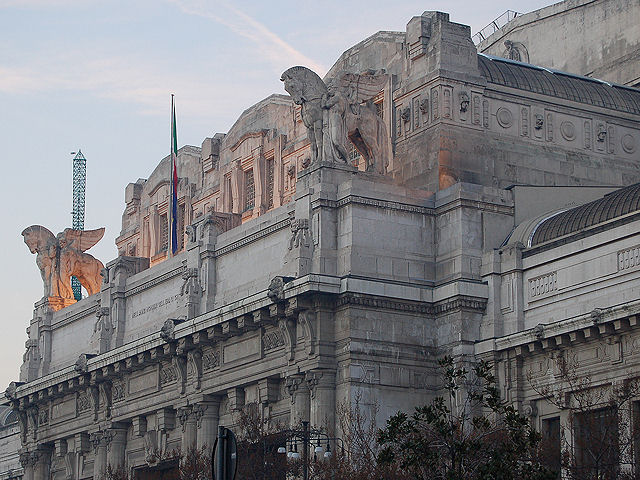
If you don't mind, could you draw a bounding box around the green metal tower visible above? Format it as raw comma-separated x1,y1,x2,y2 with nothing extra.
71,150,86,300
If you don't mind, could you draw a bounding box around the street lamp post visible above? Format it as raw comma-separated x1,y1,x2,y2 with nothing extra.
271,421,344,480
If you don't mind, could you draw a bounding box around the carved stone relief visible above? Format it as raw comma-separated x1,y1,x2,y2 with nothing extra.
202,349,220,370
432,88,439,120
560,121,576,141
496,107,513,128
443,88,452,118
472,95,480,125
520,107,529,137
584,120,592,149
482,100,489,128
622,134,636,154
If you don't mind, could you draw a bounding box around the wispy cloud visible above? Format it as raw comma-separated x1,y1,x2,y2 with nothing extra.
166,0,326,75
0,51,243,118
0,0,91,7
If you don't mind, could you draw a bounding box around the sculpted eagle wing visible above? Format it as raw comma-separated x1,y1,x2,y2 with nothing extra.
59,227,105,252
339,72,389,103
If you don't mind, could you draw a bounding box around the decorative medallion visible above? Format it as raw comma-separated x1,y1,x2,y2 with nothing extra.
622,134,636,154
560,121,576,141
496,107,513,128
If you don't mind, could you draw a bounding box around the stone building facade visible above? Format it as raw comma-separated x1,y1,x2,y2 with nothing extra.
6,4,640,479
478,0,640,87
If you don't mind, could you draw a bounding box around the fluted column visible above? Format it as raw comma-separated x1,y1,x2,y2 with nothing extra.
32,446,52,480
107,425,128,470
286,374,310,427
307,370,336,432
20,451,33,480
178,406,197,452
91,431,110,480
196,399,221,454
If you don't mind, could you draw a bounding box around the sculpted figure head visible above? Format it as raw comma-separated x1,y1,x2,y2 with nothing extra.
21,225,55,254
280,66,327,105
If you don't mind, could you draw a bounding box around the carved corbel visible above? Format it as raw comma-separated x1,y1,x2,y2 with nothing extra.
64,452,75,480
177,406,193,432
27,406,38,440
297,310,316,355
187,349,203,390
285,375,305,405
19,451,30,469
89,385,100,421
173,355,188,395
18,410,28,444
306,371,322,400
278,318,296,361
193,403,207,428
89,432,101,453
98,382,112,418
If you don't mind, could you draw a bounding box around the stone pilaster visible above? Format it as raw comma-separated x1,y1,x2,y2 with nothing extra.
307,370,336,432
195,399,221,453
286,374,310,427
90,431,111,480
200,214,219,312
178,406,197,451
32,446,52,480
19,451,33,480
106,425,128,470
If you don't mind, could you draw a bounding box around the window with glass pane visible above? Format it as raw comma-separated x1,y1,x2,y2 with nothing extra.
245,169,255,211
159,214,168,253
267,159,274,208
575,407,619,480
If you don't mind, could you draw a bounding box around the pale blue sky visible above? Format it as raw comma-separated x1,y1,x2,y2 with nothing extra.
0,0,553,389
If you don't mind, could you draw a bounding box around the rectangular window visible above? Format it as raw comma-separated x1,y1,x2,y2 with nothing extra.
348,142,362,168
375,100,384,119
575,407,619,480
159,214,168,253
244,169,255,211
225,174,233,211
266,159,274,209
541,417,561,478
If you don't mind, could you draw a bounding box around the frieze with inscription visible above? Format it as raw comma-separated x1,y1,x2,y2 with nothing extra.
131,294,180,319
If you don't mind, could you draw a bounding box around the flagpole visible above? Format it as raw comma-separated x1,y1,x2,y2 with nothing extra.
169,94,177,257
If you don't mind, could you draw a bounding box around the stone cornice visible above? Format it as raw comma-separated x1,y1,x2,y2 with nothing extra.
13,274,487,404
336,292,433,313
336,195,434,215
476,299,640,357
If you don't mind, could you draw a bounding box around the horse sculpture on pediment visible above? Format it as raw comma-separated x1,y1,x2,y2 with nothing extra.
22,225,105,309
281,66,390,174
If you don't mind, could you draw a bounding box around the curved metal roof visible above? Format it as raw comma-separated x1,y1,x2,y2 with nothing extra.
479,54,640,115
530,183,640,245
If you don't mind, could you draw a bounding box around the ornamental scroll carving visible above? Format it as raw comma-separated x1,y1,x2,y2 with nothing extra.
21,226,105,310
288,219,311,250
281,66,389,174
